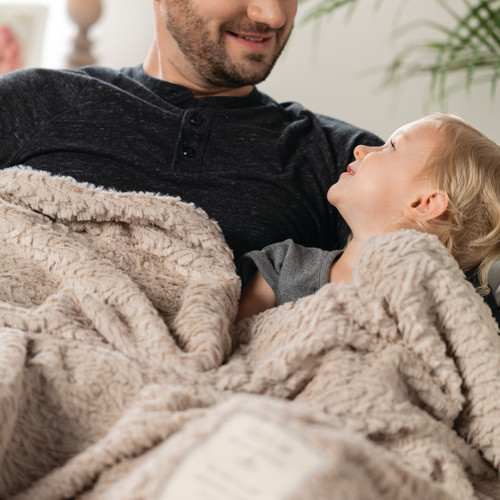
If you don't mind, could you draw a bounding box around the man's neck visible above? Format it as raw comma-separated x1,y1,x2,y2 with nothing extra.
143,41,254,99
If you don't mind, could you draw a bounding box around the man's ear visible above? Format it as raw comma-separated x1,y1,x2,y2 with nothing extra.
404,190,449,221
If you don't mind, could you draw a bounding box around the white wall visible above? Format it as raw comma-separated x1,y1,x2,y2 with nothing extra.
92,0,154,69
10,0,153,70
259,1,499,143
11,0,71,69
16,0,499,143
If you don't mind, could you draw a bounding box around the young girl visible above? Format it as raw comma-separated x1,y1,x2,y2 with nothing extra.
236,113,500,321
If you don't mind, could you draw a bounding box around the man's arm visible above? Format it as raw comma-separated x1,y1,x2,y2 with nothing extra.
465,268,500,330
0,68,83,169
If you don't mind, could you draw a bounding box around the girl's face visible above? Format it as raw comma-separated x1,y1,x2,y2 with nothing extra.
328,118,440,237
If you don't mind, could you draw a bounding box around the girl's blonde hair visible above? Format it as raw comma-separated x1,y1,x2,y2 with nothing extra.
409,113,500,294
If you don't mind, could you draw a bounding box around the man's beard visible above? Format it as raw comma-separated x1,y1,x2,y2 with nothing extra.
165,1,292,88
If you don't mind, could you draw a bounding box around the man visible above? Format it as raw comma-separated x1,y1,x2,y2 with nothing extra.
0,0,381,263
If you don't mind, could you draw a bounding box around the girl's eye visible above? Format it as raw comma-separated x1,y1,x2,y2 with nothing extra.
390,140,396,150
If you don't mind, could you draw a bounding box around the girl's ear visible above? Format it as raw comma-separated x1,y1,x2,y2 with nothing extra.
404,190,449,221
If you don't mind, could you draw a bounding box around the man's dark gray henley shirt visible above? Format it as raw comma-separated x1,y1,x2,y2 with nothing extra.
0,65,382,261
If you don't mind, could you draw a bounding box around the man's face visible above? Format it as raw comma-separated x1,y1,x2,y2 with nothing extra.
161,0,297,88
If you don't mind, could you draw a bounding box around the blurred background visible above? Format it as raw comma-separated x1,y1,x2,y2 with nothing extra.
2,0,499,143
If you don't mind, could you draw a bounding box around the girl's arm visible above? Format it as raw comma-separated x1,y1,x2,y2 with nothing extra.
235,271,277,322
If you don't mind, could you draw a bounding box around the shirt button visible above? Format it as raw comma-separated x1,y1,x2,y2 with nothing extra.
182,147,196,158
190,114,204,126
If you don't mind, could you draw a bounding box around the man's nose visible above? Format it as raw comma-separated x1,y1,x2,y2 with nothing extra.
247,0,288,29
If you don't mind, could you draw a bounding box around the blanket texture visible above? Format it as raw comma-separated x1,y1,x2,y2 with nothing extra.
0,167,499,500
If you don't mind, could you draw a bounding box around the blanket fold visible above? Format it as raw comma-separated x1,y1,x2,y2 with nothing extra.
0,167,498,499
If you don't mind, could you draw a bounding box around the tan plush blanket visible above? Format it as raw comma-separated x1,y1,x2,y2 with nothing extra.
0,167,499,500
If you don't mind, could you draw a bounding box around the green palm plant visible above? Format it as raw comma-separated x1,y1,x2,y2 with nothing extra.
298,0,500,102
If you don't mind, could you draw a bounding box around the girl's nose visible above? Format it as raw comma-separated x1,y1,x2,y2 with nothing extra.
353,144,370,160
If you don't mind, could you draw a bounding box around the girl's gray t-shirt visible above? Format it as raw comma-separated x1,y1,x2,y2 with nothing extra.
238,239,342,305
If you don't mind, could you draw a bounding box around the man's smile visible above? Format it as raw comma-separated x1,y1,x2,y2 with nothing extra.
226,30,274,51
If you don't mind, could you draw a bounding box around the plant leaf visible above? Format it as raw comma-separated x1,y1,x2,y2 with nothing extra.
299,0,500,102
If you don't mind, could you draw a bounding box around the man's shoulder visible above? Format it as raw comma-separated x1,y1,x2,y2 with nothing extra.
0,65,153,115
0,67,68,87
265,97,383,145
75,65,140,85
0,65,138,92
0,66,106,97
0,68,89,115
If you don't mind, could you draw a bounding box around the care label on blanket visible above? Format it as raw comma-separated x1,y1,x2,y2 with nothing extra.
161,410,326,500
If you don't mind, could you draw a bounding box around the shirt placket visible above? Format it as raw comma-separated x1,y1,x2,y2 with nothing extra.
172,108,214,174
